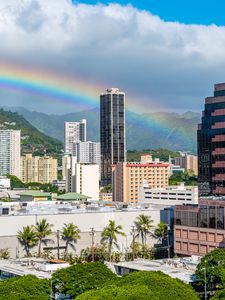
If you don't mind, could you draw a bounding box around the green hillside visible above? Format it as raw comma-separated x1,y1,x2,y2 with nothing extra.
0,109,63,155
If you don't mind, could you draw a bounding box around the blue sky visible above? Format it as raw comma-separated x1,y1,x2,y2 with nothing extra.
73,0,225,25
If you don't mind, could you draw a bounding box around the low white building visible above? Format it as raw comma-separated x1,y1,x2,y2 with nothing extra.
0,201,173,259
139,183,198,206
0,176,10,189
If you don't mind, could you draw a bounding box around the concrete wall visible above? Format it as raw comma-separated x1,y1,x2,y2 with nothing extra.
0,209,162,258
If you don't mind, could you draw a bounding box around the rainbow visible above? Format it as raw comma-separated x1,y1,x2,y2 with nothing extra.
0,61,102,108
0,61,195,149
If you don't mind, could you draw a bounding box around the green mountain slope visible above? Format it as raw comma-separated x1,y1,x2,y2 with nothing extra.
0,109,63,155
4,107,201,153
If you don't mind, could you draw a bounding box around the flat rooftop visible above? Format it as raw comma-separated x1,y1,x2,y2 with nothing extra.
113,257,199,283
0,258,51,279
0,201,172,216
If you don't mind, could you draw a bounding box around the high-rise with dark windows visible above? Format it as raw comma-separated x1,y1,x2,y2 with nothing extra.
198,83,225,196
100,88,126,186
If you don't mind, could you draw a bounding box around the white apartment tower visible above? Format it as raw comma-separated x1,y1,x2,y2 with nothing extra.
64,156,99,200
64,119,86,154
73,141,100,165
0,130,21,178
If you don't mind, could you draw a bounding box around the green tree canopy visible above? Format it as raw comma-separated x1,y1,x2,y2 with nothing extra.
196,249,225,289
61,223,80,256
101,220,125,256
52,262,118,299
18,225,38,257
34,219,53,257
76,271,199,300
135,214,153,246
0,275,50,300
76,284,158,300
154,221,167,243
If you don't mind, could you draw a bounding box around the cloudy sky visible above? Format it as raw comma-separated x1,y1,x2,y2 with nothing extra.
0,0,225,114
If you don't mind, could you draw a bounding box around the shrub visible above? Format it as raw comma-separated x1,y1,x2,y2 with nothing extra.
52,262,118,298
0,275,50,300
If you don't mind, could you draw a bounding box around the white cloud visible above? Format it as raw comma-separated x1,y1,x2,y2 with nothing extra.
0,0,225,113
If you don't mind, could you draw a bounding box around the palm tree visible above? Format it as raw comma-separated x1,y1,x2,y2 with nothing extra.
101,220,125,257
34,219,53,257
154,221,167,244
61,223,80,256
18,225,38,257
135,214,153,246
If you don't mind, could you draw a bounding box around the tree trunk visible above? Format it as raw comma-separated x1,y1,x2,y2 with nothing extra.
25,244,30,257
38,238,42,257
64,241,69,256
141,232,144,246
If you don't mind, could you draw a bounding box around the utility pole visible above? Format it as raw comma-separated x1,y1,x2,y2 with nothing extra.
167,225,170,259
57,230,60,260
90,228,95,262
131,226,136,260
204,267,207,300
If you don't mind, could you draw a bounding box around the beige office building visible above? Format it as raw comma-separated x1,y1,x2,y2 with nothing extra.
21,154,57,184
112,155,170,203
174,154,198,175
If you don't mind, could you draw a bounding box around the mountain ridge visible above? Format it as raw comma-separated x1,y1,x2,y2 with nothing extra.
2,106,201,153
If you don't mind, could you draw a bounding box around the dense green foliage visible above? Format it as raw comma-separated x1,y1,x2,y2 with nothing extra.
196,249,225,289
7,174,60,193
169,170,198,186
52,262,118,298
0,275,50,300
0,109,62,155
100,184,112,193
76,271,199,300
154,221,167,243
212,289,225,299
76,284,158,300
127,148,179,162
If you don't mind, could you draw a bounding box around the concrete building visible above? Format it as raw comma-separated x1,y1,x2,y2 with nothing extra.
64,119,86,154
100,88,126,186
174,154,198,176
73,141,100,165
52,179,66,192
0,201,172,258
99,192,113,201
0,176,10,189
21,154,57,184
198,83,225,196
18,191,51,202
112,155,170,202
174,198,225,256
139,183,198,206
0,130,21,178
64,155,99,200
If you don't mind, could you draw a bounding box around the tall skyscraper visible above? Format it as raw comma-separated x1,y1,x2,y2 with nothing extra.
100,88,126,186
64,119,86,154
0,130,21,178
198,83,225,196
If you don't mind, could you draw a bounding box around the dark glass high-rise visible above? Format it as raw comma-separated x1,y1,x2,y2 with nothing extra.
198,83,225,195
100,88,126,186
